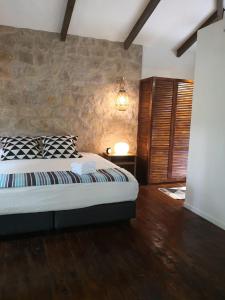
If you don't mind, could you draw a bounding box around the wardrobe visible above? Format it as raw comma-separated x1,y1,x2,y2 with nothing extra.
137,77,193,184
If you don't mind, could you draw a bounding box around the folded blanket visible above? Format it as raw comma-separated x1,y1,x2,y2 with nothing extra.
71,161,96,175
0,168,130,188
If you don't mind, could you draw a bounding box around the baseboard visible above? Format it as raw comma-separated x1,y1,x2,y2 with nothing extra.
184,203,225,231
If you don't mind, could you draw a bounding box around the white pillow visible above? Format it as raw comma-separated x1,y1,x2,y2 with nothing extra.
0,148,3,159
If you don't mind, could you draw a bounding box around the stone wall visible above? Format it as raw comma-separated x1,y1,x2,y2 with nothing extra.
0,25,142,153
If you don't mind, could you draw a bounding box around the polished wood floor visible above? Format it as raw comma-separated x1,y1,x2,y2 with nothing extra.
0,185,225,300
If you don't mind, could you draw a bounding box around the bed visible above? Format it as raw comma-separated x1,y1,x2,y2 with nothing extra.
0,153,139,236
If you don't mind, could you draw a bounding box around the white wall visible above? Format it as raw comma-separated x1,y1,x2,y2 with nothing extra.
186,18,225,230
142,45,195,80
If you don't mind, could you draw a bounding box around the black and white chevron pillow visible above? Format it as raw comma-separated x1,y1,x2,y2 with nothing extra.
0,136,42,161
41,135,82,159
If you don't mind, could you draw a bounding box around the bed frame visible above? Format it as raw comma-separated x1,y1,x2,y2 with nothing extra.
0,201,136,236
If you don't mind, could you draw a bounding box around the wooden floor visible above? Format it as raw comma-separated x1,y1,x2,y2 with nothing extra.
1,185,225,300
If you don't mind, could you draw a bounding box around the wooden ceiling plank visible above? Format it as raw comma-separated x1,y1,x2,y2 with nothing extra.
124,0,161,50
61,0,76,41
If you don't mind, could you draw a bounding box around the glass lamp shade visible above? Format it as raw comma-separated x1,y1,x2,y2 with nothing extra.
114,142,129,155
115,89,129,111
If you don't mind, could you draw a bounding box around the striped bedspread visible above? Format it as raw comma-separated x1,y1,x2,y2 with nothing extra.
0,168,130,189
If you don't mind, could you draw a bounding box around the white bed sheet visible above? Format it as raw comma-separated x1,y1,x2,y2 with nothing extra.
0,153,139,215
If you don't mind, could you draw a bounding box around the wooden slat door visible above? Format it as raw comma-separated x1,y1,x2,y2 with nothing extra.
137,79,153,184
168,80,193,180
149,78,174,183
137,76,193,185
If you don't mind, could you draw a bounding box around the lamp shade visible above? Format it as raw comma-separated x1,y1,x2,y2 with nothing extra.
115,77,129,111
114,142,129,155
115,89,129,111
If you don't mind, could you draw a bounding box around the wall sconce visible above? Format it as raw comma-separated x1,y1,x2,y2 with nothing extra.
114,142,129,155
115,77,129,111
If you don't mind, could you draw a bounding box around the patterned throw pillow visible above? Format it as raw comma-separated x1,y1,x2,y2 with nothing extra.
41,135,82,159
0,137,8,144
0,136,42,161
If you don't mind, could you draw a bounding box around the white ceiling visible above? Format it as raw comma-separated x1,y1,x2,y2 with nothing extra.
0,0,222,51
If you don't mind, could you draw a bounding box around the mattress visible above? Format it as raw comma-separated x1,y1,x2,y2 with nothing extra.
0,153,139,215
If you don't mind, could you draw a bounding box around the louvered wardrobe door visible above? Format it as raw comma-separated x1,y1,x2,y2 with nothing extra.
168,80,193,179
149,78,174,183
137,79,153,184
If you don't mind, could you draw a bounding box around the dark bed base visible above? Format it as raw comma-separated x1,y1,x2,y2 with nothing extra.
0,201,136,236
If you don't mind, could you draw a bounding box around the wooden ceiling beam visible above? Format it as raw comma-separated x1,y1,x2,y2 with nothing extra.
176,10,219,57
61,0,76,41
124,0,161,50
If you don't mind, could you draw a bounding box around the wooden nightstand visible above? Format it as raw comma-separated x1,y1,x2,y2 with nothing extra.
102,153,137,177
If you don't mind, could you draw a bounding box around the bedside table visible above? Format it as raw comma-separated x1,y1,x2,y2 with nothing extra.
102,153,137,177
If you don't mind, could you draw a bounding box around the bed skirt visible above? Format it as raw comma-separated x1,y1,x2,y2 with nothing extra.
0,201,136,236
